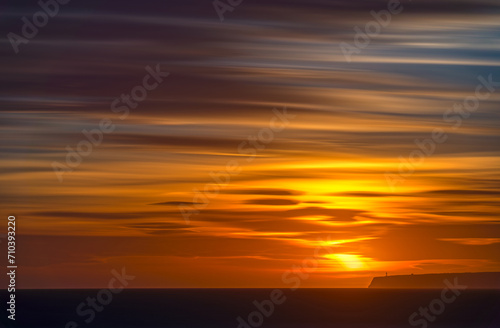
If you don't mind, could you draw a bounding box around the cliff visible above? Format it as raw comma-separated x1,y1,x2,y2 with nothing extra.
368,272,500,289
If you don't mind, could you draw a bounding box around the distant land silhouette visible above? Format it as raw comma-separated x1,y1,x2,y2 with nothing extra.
369,272,500,289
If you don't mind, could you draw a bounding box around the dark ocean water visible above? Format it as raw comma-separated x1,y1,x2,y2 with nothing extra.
1,289,499,328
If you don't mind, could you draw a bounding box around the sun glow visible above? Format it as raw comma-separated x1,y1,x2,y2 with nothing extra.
331,254,366,270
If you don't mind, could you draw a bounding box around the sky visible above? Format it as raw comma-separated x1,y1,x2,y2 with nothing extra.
0,0,499,288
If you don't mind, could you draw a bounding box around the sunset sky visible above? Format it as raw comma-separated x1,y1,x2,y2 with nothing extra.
1,0,499,288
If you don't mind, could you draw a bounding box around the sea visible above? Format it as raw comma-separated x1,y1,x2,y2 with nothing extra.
2,289,500,328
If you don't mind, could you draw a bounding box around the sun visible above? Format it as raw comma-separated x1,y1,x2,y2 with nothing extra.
332,254,366,270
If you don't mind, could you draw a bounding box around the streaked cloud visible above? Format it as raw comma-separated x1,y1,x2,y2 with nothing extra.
1,0,499,288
